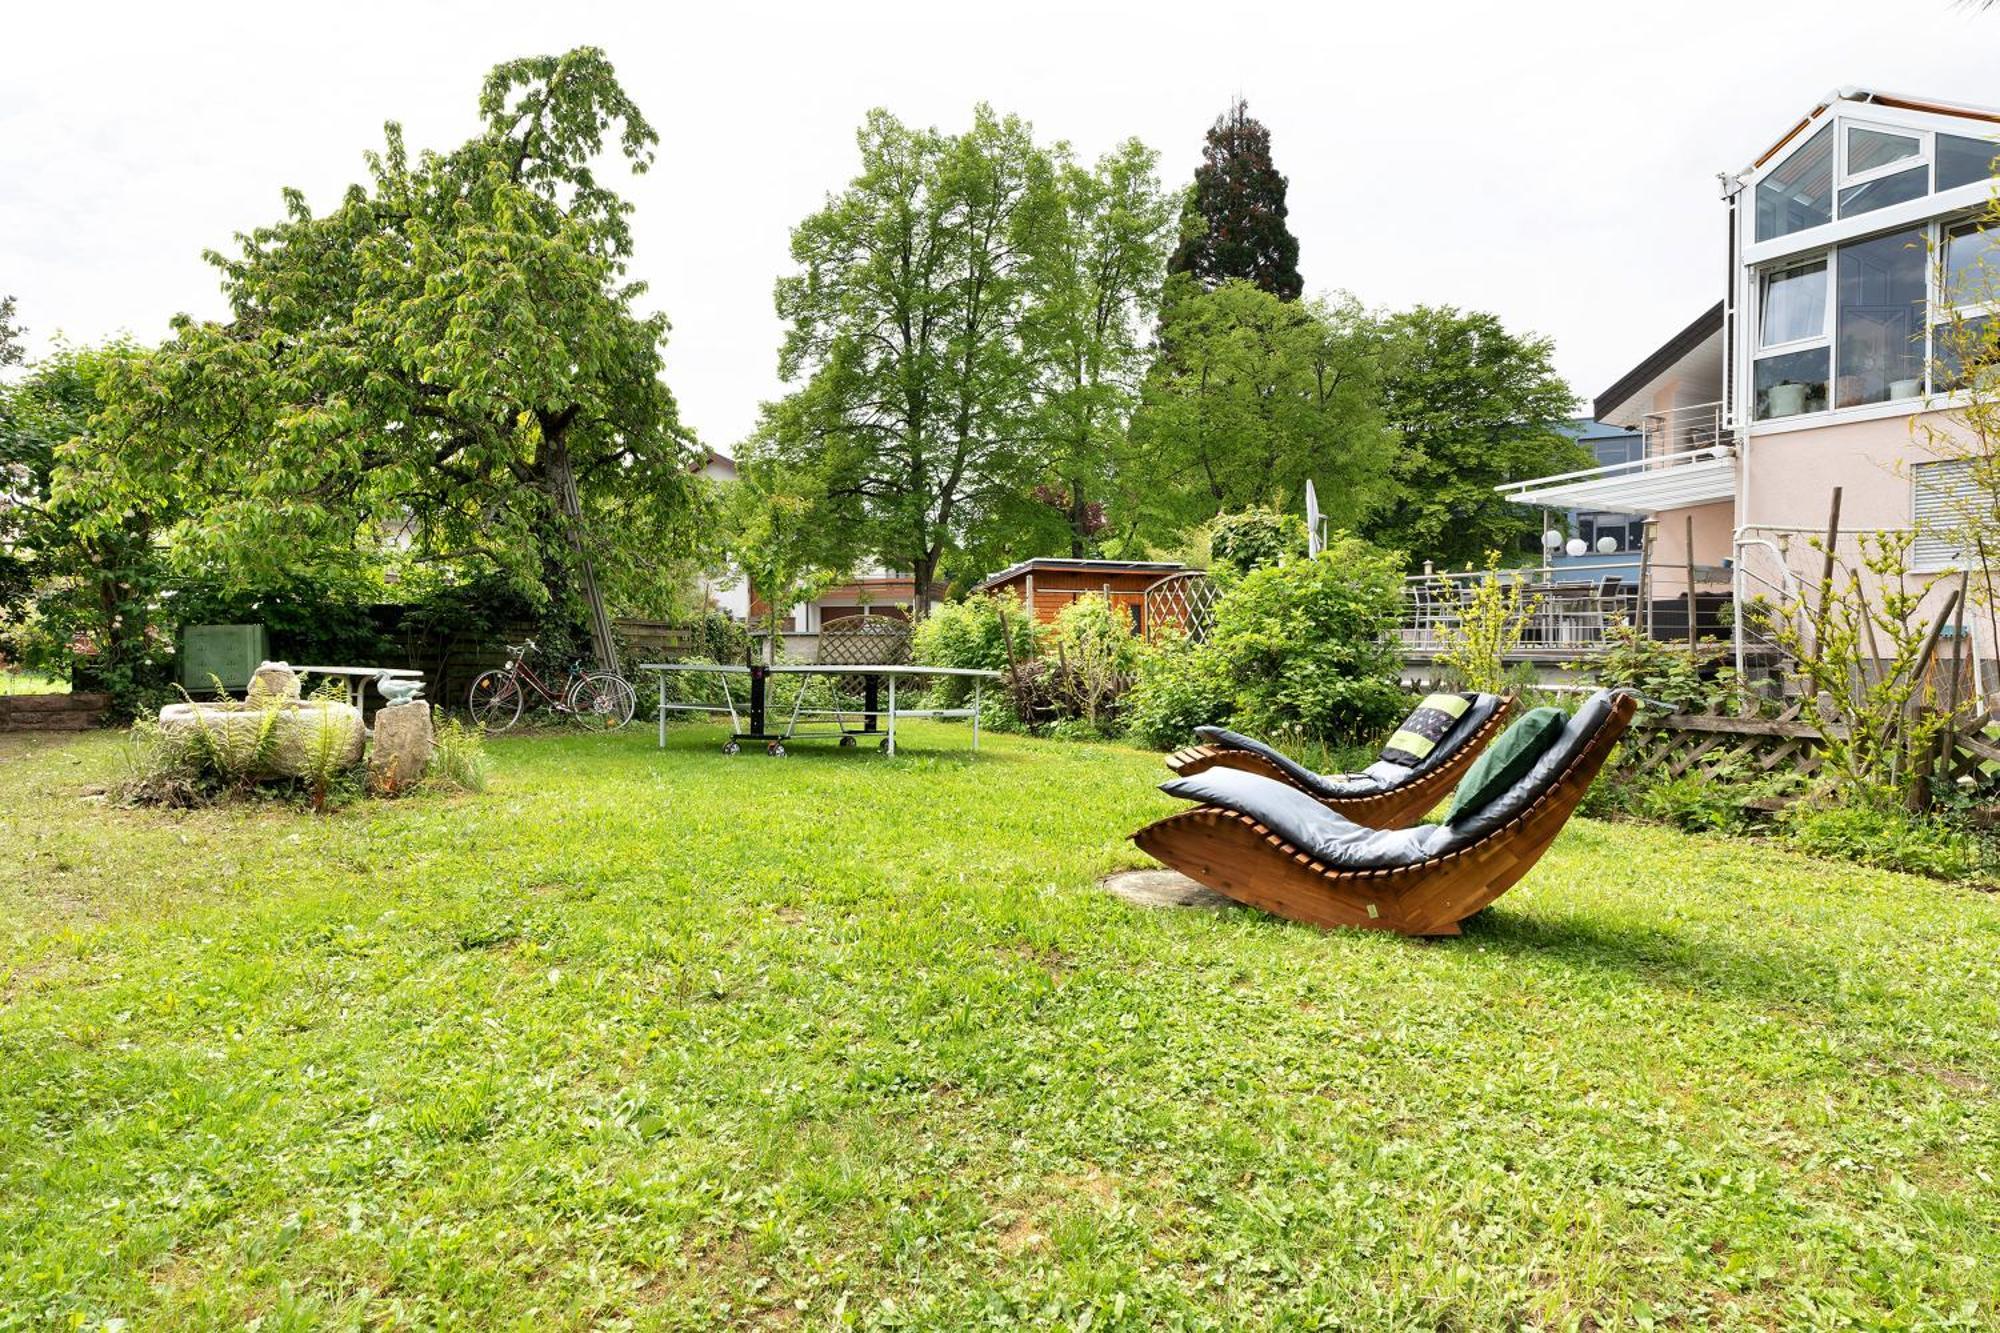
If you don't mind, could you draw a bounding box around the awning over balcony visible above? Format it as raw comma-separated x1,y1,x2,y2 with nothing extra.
1497,445,1737,516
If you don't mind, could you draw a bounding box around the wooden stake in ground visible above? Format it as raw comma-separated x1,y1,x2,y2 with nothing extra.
549,443,621,673
1685,513,1698,660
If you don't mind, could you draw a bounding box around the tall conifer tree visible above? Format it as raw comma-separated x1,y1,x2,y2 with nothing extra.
1167,98,1303,300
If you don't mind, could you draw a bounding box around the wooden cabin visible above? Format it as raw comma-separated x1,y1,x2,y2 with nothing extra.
972,558,1192,635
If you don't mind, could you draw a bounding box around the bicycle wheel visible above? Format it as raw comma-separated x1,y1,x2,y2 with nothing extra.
468,669,525,732
568,671,637,730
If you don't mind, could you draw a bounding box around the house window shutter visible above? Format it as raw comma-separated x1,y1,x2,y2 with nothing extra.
1912,459,1982,567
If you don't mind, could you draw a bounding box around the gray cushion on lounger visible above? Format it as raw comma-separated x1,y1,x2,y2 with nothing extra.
1194,693,1501,796
1158,767,1448,869
1428,690,1618,853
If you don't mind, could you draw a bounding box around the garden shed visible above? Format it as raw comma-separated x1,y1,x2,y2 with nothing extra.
973,558,1192,635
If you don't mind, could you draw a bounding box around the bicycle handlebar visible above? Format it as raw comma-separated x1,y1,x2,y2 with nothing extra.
506,638,540,656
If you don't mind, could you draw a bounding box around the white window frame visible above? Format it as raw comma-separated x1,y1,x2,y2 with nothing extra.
1839,119,1930,193
1738,100,2000,433
1939,214,2000,325
1755,254,1833,355
1743,103,2000,268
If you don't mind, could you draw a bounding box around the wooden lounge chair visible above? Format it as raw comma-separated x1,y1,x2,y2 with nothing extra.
1132,691,1636,937
1164,692,1513,829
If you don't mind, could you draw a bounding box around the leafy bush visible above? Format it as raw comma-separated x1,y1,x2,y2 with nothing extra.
1782,803,2000,885
1631,774,1746,834
1434,553,1539,694
1124,633,1234,750
168,570,394,677
682,610,749,665
1583,619,1739,712
1037,596,1141,730
912,592,1036,707
1209,509,1306,576
427,712,489,793
1203,534,1407,744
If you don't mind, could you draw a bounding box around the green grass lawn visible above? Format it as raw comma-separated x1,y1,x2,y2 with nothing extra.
0,669,66,695
4,723,2000,1330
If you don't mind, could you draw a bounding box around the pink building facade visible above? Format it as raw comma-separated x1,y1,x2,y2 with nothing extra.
1509,89,2000,681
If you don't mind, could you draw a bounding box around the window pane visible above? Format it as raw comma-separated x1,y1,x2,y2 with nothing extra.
1760,260,1827,346
1753,347,1830,419
1837,164,1928,218
1756,126,1834,241
1933,314,1997,390
1944,220,2000,307
1937,133,2000,192
1848,126,1921,176
1835,228,1926,408
1577,514,1644,554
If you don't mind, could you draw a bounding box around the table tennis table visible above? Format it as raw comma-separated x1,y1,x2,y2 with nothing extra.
637,662,1002,755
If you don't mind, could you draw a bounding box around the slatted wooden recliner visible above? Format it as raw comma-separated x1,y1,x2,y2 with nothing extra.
1132,691,1636,937
1164,692,1514,829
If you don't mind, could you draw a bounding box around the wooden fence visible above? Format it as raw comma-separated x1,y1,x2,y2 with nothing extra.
1609,699,2000,792
383,617,695,713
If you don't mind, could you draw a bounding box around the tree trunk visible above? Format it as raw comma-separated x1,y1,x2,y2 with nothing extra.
912,553,937,618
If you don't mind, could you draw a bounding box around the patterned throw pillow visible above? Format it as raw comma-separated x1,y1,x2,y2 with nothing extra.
1378,693,1475,767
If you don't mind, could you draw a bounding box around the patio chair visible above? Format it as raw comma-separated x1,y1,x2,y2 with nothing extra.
1131,690,1636,937
1163,692,1512,829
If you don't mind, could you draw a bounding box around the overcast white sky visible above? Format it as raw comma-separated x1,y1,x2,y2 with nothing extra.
4,1,1999,447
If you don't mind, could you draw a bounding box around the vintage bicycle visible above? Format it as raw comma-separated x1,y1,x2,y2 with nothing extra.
467,639,637,732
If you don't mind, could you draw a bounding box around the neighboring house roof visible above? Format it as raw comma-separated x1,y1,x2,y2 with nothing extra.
974,557,1187,591
1593,302,1725,425
1559,416,1640,447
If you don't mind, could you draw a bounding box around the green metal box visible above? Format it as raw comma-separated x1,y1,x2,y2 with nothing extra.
180,623,269,691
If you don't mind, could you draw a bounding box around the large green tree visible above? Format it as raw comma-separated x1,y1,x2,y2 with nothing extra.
1167,98,1303,301
1364,306,1586,570
1122,280,1391,548
760,107,1051,614
0,342,169,708
71,48,697,667
1021,138,1176,557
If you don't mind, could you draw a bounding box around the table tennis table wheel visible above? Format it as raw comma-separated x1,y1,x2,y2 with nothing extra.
839,735,856,747
879,737,892,752
722,740,740,755
766,741,786,757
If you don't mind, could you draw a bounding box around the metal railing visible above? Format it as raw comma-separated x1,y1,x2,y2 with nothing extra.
1492,403,1732,508
1642,400,1726,457
1400,561,1647,657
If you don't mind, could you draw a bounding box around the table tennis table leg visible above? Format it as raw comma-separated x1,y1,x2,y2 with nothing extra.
657,675,666,748
972,681,980,752
886,675,896,756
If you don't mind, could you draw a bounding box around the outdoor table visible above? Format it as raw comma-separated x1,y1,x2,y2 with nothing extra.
636,662,1002,755
290,664,425,710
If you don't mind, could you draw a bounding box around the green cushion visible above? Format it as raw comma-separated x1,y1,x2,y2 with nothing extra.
1444,706,1567,825
1379,692,1474,767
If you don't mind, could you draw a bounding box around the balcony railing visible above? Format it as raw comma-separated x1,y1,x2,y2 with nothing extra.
1399,559,1732,660
1641,400,1725,457
1401,562,1639,657
1493,403,1735,515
